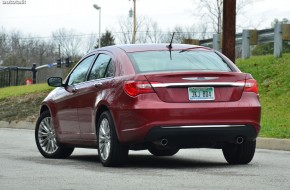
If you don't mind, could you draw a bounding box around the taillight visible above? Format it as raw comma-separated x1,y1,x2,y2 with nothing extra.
243,79,259,94
123,81,155,97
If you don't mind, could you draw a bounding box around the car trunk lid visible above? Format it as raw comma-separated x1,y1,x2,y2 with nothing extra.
145,72,246,102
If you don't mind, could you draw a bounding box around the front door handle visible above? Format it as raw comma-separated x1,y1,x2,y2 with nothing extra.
94,82,103,88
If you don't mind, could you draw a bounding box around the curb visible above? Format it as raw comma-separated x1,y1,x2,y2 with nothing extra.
0,120,35,130
257,137,290,151
0,120,289,151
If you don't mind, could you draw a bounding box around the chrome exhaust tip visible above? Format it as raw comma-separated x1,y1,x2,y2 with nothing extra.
152,138,168,146
160,138,168,146
236,136,244,144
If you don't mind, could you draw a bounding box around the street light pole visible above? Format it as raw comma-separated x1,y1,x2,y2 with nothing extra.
132,0,136,44
93,4,101,48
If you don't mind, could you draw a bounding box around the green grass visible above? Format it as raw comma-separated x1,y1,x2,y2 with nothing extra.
0,84,53,122
0,83,53,100
236,53,290,139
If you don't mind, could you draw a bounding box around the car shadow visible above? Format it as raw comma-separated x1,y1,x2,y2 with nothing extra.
125,154,228,169
67,153,229,169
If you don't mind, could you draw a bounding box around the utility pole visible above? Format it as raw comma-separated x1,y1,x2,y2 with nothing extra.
222,0,236,63
130,0,136,44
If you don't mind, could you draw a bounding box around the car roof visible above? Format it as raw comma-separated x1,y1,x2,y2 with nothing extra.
94,44,211,53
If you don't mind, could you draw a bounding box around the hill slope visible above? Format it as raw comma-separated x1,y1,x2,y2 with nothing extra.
236,53,290,138
0,84,52,122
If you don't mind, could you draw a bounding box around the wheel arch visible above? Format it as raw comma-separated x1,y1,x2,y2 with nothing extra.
39,103,60,136
95,104,122,141
39,104,50,115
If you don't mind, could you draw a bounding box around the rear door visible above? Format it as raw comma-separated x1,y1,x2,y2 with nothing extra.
76,53,115,140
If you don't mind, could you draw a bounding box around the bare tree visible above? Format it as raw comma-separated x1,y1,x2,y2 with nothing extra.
193,0,258,34
0,28,60,67
116,16,134,44
138,19,163,43
84,33,98,53
162,25,197,43
198,23,210,40
0,28,64,85
116,15,165,44
52,28,82,59
0,28,9,65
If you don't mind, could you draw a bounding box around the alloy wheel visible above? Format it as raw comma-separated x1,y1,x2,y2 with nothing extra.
37,117,58,154
98,118,111,161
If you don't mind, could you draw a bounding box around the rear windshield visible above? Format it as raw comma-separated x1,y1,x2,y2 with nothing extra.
128,50,232,73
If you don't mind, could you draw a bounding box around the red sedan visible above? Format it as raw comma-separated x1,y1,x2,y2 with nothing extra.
35,44,261,167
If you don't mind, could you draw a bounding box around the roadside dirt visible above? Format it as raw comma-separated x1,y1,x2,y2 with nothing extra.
0,92,48,123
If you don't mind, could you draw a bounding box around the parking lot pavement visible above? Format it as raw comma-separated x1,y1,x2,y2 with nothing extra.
0,120,290,151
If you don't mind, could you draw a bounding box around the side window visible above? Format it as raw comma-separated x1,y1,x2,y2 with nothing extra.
105,61,114,78
68,55,95,85
88,54,113,80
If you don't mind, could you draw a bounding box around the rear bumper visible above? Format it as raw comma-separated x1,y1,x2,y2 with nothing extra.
112,92,261,144
144,125,257,148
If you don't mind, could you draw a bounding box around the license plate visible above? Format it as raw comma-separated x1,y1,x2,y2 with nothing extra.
188,87,215,101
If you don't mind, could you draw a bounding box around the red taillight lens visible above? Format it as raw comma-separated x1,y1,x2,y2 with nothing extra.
123,81,155,97
243,79,259,94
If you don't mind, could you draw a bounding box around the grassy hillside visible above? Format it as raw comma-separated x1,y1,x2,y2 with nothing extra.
0,54,289,138
236,53,290,138
0,83,53,99
0,84,53,122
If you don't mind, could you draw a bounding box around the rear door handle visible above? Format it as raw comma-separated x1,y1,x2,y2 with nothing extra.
94,82,103,88
72,87,78,93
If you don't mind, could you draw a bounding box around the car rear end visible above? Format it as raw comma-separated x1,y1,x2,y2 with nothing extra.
113,45,261,149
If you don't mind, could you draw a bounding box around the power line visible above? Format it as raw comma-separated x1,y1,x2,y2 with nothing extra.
0,31,216,42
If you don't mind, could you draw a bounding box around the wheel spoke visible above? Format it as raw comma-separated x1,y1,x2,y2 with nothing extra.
40,122,49,133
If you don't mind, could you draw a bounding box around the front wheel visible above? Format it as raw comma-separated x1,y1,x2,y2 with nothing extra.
35,111,74,159
97,111,128,167
222,141,256,165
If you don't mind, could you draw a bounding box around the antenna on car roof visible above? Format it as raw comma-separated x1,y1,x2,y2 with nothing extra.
166,32,175,60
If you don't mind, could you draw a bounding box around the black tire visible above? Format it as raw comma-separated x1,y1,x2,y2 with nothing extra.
97,111,129,167
148,146,179,156
35,111,74,159
222,140,256,165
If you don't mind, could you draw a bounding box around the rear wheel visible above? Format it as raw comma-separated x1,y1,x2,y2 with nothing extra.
148,146,179,156
222,141,256,164
97,111,128,167
35,111,74,159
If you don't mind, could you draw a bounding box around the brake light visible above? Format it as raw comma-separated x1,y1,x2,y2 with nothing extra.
244,79,259,94
123,81,156,97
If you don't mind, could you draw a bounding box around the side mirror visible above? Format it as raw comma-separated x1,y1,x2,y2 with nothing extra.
47,77,64,87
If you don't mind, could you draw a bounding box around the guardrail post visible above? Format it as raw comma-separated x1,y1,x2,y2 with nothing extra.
274,22,283,57
242,30,250,59
213,34,220,51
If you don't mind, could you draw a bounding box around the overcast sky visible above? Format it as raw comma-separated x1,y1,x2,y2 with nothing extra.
0,0,290,38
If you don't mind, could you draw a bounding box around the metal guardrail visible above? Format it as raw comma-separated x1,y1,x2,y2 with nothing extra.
196,23,289,59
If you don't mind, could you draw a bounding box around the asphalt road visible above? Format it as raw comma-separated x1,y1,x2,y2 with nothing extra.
1,128,290,190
